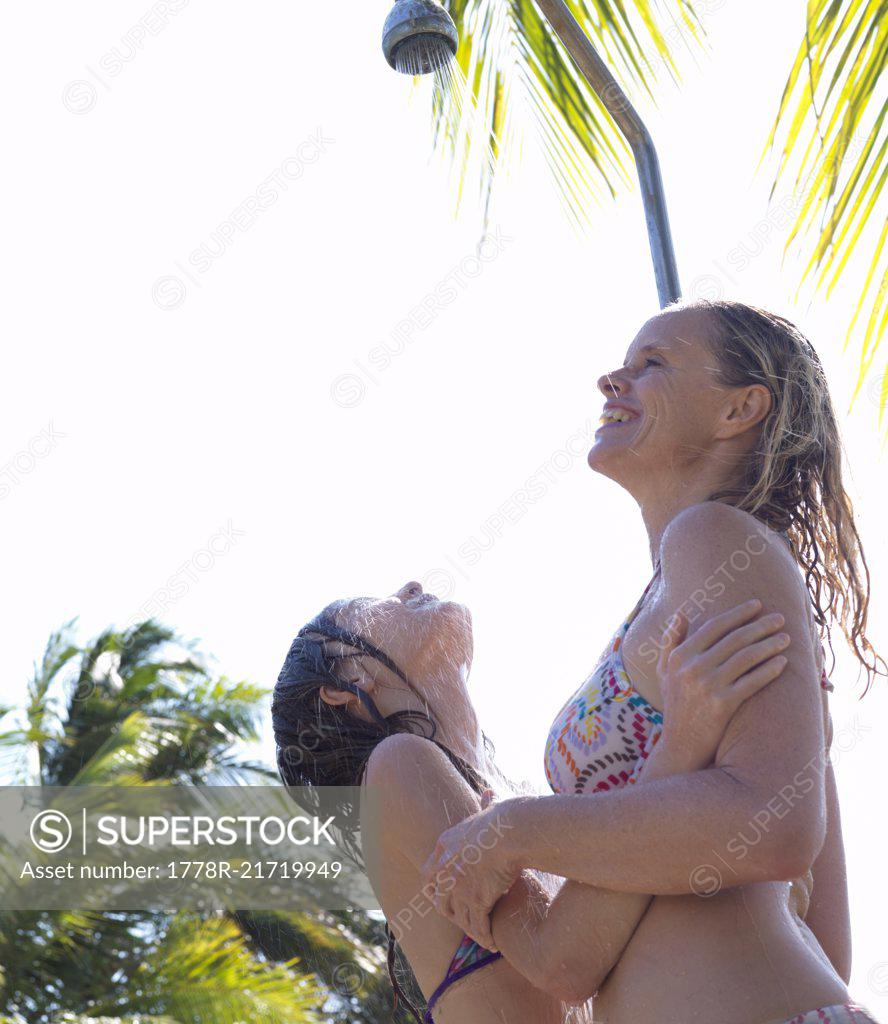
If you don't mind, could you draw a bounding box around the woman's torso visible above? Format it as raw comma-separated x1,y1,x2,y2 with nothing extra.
545,573,849,1024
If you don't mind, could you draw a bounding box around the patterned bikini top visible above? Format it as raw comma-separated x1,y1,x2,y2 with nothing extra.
544,578,833,797
544,580,662,795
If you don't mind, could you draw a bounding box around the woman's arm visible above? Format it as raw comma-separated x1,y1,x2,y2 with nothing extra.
489,738,697,1003
485,599,794,1002
804,713,852,982
423,504,830,946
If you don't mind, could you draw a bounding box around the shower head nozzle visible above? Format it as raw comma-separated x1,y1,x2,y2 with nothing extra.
382,0,459,75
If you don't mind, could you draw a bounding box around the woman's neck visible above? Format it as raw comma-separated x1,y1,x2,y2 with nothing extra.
635,464,737,564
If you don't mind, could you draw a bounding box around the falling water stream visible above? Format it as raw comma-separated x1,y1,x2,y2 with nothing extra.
395,35,500,221
394,34,454,76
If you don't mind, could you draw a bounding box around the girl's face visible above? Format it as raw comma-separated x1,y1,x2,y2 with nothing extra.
587,308,738,486
330,581,473,708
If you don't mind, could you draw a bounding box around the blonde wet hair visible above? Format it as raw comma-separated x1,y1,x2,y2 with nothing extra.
678,299,884,690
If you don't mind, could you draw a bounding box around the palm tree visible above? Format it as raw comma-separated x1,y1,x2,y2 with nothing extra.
0,618,274,789
765,0,886,412
425,0,886,417
235,909,423,1024
0,620,410,1024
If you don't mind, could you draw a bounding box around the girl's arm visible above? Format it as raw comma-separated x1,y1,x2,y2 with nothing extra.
423,504,830,948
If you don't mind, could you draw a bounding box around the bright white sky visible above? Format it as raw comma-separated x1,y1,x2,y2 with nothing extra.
1,0,886,1011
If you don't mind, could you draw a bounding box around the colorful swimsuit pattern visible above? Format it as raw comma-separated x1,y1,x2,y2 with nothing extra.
423,575,859,1023
778,1005,879,1023
545,577,835,797
545,579,663,796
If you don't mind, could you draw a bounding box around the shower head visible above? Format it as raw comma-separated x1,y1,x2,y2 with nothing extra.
382,0,459,75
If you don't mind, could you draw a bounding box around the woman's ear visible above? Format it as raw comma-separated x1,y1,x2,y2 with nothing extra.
319,684,357,708
716,383,772,440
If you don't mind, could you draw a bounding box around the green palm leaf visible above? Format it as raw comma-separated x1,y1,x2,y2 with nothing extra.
235,909,410,1022
0,908,130,1019
51,1016,179,1024
109,915,321,1024
427,0,703,225
764,0,887,417
66,711,168,785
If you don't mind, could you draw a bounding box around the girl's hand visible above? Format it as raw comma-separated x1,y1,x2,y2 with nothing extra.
655,599,790,771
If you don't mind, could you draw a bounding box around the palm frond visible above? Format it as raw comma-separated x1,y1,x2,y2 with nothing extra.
173,676,269,742
33,619,266,786
428,0,703,225
235,909,407,1023
0,909,130,1017
67,711,165,784
765,0,888,419
110,915,322,1024
51,1016,179,1024
0,621,82,783
30,620,81,706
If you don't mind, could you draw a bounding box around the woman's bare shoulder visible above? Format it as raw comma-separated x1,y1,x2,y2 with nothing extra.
657,502,822,666
659,502,801,593
661,501,783,554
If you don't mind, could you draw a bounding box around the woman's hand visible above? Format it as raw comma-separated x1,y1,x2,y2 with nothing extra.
653,598,790,772
421,797,527,951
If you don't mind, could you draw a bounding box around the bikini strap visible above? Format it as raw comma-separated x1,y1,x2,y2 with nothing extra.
423,948,503,1022
624,564,662,629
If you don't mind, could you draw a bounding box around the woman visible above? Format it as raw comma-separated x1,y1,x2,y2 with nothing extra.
273,580,794,1023
423,300,884,1024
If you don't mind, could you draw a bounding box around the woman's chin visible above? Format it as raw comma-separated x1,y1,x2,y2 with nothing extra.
587,437,627,477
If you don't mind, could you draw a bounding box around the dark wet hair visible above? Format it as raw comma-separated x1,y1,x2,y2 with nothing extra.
272,603,490,1022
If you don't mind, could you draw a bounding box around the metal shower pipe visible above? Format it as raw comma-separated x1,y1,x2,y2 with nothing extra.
534,0,682,307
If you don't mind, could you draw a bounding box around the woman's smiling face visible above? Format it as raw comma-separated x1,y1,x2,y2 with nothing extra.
588,308,735,485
